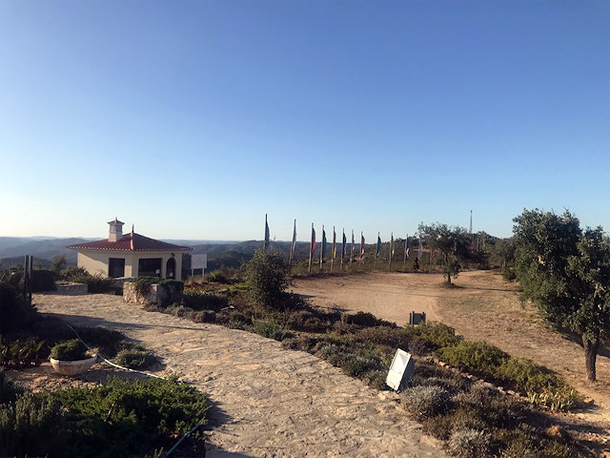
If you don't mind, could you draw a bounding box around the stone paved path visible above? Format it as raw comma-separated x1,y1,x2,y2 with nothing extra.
34,293,445,457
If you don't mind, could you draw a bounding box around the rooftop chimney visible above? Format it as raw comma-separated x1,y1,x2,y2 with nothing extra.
108,217,124,242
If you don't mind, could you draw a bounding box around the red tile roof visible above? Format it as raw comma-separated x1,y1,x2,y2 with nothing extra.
68,233,191,252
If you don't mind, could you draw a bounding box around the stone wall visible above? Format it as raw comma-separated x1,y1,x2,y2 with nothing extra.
123,281,183,307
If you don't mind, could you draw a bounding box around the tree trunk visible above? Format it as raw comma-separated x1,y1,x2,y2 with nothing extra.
582,334,599,382
446,272,452,285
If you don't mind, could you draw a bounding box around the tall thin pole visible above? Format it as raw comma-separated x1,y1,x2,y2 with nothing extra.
319,225,324,272
331,226,336,273
469,210,473,234
308,223,314,273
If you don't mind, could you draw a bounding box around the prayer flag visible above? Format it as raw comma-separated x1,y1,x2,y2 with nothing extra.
264,214,270,250
376,233,381,259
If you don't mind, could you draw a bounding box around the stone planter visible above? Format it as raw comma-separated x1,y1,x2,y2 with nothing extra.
50,355,97,376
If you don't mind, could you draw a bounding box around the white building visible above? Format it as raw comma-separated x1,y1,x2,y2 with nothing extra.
68,218,191,281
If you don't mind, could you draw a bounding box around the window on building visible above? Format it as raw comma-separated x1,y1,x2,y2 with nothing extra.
138,258,162,277
108,258,125,278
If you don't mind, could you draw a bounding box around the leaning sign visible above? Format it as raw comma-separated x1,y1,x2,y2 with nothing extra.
386,349,415,392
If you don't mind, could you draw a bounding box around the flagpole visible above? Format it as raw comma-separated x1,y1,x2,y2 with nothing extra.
308,223,314,273
340,228,345,272
403,234,408,270
289,219,296,266
319,225,324,272
388,232,393,270
331,226,336,273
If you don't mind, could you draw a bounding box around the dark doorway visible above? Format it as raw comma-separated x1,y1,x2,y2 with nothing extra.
166,258,176,279
138,258,162,277
109,258,125,278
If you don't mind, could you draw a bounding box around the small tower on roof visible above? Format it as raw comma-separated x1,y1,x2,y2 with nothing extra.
108,217,124,242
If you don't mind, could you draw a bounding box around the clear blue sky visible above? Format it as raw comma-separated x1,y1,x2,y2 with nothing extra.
1,0,608,242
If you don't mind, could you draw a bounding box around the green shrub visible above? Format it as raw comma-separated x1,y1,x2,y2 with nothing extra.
113,349,157,370
315,337,388,382
207,270,230,283
0,338,46,369
448,428,493,458
59,266,88,281
183,290,229,311
438,340,510,377
404,322,463,350
83,274,113,293
52,377,207,457
245,249,290,307
250,319,293,341
282,309,333,333
0,392,64,457
355,326,410,349
402,385,452,419
76,326,126,358
0,369,23,404
0,281,38,334
496,358,579,411
347,311,394,327
50,339,89,361
191,310,217,323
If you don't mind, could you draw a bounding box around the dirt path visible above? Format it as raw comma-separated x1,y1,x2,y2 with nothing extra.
290,271,610,427
33,293,444,458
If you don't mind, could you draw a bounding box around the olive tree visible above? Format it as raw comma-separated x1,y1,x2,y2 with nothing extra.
513,209,610,381
418,223,471,285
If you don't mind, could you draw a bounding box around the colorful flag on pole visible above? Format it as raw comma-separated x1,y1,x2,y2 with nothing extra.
264,214,270,250
351,230,355,262
376,232,381,259
332,227,337,260
390,233,395,257
321,227,327,259
309,223,316,273
361,232,365,258
342,229,347,260
289,219,297,264
405,235,409,259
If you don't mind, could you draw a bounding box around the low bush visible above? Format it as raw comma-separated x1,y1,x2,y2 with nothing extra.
347,311,395,328
81,274,114,293
448,428,493,458
50,340,89,361
438,341,510,378
402,385,452,419
183,290,229,311
113,349,157,370
315,337,389,382
281,309,333,333
0,281,38,334
0,370,23,404
191,310,217,323
0,391,64,457
76,326,126,358
53,377,207,457
403,322,462,350
356,325,411,349
0,338,46,369
250,319,293,341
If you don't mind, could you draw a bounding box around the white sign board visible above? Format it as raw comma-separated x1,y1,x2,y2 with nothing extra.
386,349,415,391
191,254,208,270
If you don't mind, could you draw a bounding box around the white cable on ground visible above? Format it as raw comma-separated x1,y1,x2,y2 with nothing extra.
63,322,165,379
